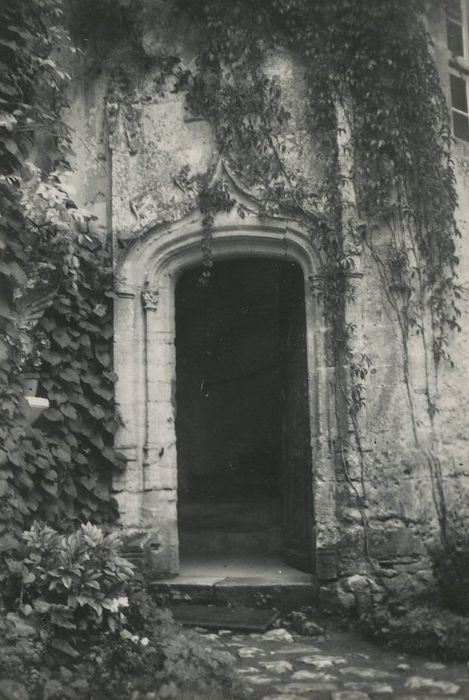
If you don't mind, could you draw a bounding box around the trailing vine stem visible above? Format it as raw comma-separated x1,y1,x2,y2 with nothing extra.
197,179,236,285
362,233,421,446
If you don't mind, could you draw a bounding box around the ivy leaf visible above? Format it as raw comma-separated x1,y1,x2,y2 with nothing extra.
95,350,111,368
81,476,96,491
60,404,77,420
39,316,56,332
49,390,67,404
101,325,114,339
55,446,71,463
82,373,98,387
42,350,62,366
52,327,70,348
41,480,58,496
0,338,9,363
43,408,64,423
18,472,34,489
63,481,77,497
43,468,58,481
61,368,80,384
102,446,118,461
103,420,119,435
89,405,105,420
94,483,110,501
93,386,113,400
89,434,104,450
63,431,78,448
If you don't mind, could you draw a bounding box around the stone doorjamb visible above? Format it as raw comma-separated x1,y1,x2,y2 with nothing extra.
113,205,338,576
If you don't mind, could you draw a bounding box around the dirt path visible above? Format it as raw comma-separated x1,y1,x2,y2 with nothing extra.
206,624,469,699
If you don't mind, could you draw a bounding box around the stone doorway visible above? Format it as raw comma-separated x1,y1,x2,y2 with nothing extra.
175,258,313,573
114,207,335,578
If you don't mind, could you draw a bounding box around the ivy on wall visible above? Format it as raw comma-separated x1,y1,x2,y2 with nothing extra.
176,0,460,365
0,0,123,555
173,0,461,550
35,232,122,524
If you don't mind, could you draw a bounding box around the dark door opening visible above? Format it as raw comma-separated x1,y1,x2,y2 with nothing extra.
175,258,313,572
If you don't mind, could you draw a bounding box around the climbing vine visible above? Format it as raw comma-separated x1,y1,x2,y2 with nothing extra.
177,0,460,368
174,0,461,552
193,177,236,285
0,0,124,554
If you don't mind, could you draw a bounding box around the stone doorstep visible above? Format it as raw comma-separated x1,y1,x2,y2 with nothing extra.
149,579,318,613
214,579,318,613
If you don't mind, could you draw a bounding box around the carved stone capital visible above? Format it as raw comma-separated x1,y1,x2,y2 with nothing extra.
141,289,159,311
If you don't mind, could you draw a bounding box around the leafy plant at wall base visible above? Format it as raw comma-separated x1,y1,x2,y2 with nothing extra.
0,532,246,700
4,522,134,644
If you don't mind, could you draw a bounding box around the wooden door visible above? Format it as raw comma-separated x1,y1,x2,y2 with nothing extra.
280,266,314,572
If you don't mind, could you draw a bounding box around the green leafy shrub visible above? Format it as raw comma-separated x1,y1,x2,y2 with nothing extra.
4,522,134,638
432,536,469,615
93,587,245,700
0,588,245,700
0,542,247,700
89,625,243,700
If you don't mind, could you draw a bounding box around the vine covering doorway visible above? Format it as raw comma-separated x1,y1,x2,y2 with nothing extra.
175,258,313,572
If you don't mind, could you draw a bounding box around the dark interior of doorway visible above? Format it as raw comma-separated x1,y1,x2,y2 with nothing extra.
175,258,313,572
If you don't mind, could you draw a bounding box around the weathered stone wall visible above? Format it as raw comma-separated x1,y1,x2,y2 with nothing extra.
64,1,469,600
335,8,469,605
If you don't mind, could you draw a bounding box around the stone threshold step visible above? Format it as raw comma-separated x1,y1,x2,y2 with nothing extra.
150,578,318,612
168,603,280,631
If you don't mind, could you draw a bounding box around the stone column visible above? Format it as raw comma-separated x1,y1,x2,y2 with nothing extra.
113,290,142,526
306,276,341,579
141,285,179,575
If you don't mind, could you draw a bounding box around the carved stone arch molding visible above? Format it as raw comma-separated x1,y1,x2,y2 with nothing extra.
113,200,339,576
